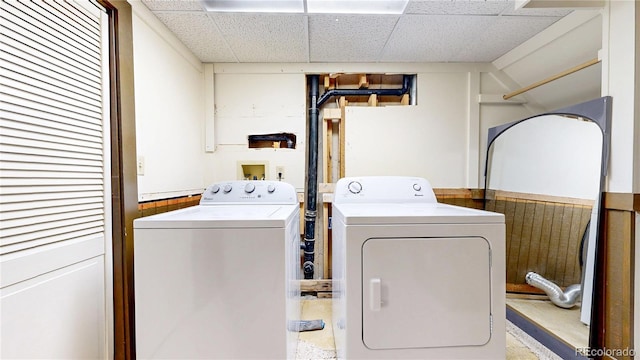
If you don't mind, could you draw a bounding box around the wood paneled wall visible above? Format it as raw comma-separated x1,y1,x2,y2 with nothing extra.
484,191,593,288
435,189,485,210
137,194,201,217
435,189,637,359
591,193,637,360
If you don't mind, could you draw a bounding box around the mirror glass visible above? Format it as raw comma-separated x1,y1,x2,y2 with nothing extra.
484,97,610,353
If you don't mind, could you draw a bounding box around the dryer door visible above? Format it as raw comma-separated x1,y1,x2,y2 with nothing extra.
362,237,492,350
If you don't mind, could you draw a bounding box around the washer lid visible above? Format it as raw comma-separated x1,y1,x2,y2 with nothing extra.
133,204,299,229
333,203,504,225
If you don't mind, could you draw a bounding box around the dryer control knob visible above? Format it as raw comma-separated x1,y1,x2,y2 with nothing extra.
413,183,422,191
244,183,255,193
348,181,362,194
267,184,276,193
211,185,220,194
223,184,233,193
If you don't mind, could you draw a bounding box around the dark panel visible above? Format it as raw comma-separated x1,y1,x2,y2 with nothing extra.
592,203,635,360
603,210,633,359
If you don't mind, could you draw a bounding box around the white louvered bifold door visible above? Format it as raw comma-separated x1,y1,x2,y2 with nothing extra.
0,0,104,253
0,1,110,358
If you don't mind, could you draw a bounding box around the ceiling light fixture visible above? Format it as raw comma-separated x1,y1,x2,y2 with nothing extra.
201,0,304,13
201,0,409,15
306,0,408,14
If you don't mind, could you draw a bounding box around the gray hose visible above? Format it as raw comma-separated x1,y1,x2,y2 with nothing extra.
525,272,581,309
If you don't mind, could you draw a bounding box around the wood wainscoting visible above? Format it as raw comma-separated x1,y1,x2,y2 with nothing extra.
590,192,638,360
435,188,485,210
485,190,594,289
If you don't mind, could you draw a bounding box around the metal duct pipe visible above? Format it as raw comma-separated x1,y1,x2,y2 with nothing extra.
316,74,412,107
303,75,320,279
525,272,581,309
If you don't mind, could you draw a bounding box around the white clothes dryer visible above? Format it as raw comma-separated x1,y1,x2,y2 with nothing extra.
332,176,505,359
134,180,300,359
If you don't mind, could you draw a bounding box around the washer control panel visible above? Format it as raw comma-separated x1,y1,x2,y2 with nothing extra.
200,180,297,205
334,176,437,204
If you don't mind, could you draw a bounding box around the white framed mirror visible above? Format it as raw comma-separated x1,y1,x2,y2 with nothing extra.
484,97,611,358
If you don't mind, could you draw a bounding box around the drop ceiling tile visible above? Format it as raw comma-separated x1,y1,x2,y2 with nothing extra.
212,14,309,62
380,15,491,62
405,0,511,15
453,15,562,62
309,15,399,62
154,12,237,62
503,6,573,16
141,0,204,11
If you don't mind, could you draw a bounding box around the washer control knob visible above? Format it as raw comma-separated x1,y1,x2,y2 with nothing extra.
348,181,363,194
244,183,255,194
267,184,276,193
223,184,232,193
211,185,220,194
413,183,422,191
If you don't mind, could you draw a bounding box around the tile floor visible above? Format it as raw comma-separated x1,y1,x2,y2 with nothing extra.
296,298,558,360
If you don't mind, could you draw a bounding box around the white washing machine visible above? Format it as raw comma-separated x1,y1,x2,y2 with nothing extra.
133,180,301,359
332,176,505,359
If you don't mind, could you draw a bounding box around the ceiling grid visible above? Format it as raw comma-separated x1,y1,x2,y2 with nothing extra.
142,0,573,64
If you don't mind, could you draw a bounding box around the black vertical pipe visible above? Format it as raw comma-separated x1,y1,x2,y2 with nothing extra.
303,75,319,279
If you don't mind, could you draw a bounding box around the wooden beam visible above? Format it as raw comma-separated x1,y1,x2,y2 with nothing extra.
503,58,600,100
358,74,369,88
318,182,335,193
326,76,336,90
506,283,546,295
486,189,594,206
368,93,377,107
300,279,332,292
324,119,332,183
604,192,640,212
400,93,410,105
339,97,347,178
323,107,341,120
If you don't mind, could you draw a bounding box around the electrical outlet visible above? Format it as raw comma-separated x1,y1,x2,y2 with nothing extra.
137,156,145,176
276,166,285,181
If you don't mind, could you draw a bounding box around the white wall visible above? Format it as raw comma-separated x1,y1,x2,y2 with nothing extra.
601,0,639,193
345,73,470,187
132,6,606,198
130,55,544,194
203,64,532,191
204,73,307,191
131,2,207,201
